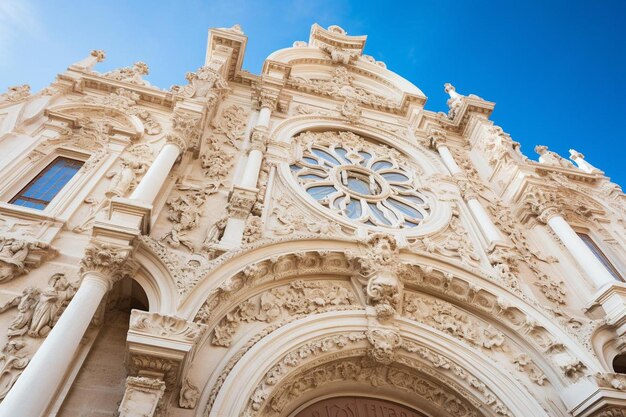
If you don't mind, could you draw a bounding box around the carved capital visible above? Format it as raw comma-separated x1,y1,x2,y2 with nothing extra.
227,187,258,219
249,127,268,153
427,129,448,150
79,241,134,281
170,110,202,151
524,188,563,224
165,133,188,153
257,88,278,110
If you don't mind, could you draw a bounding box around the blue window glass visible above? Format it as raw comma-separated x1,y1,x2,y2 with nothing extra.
577,233,623,281
11,157,83,210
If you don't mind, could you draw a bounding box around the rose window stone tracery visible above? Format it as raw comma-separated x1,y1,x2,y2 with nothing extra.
290,131,430,229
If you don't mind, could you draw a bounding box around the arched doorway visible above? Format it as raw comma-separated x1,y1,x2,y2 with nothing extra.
292,396,428,417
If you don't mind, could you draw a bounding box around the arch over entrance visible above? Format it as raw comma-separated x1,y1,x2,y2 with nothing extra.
292,396,429,417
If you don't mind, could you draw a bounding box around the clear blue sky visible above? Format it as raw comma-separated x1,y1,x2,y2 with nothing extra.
1,0,624,187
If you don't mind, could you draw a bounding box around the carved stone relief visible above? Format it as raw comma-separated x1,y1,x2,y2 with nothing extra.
0,237,57,283
211,280,358,347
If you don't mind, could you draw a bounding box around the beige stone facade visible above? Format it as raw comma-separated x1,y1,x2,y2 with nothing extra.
0,23,625,417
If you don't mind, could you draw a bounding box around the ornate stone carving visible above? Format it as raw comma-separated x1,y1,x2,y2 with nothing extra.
129,310,205,342
103,62,150,85
523,188,564,224
512,354,547,385
179,378,200,409
354,234,403,320
338,97,362,123
170,65,229,100
412,210,480,266
227,187,257,219
212,280,357,347
161,185,216,251
118,375,166,417
366,328,402,364
534,273,567,305
247,333,367,413
170,109,202,152
261,357,480,417
242,215,263,245
290,66,399,109
85,88,139,110
269,194,345,236
0,273,77,338
0,85,31,104
535,145,574,168
593,373,626,391
210,104,248,149
0,340,29,399
403,293,506,351
444,83,464,118
0,237,56,283
80,241,133,278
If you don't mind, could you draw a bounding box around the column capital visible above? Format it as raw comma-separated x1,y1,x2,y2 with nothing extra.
254,84,281,111
79,240,136,287
168,109,202,152
426,128,448,150
249,126,268,152
523,188,564,224
227,186,258,219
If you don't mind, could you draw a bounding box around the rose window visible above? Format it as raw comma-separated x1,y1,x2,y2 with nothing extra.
290,131,430,229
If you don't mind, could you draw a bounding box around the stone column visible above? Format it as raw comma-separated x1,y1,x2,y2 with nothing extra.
429,130,503,247
219,90,277,248
130,138,184,204
0,242,132,417
529,190,616,289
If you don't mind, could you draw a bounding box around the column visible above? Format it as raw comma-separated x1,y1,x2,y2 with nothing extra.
219,93,276,248
0,272,112,417
429,130,503,246
130,140,182,204
543,211,615,288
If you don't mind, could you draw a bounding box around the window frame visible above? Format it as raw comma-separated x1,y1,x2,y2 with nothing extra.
9,156,85,210
576,231,624,282
1,147,91,215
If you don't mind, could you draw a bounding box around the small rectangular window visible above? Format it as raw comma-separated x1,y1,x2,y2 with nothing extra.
10,157,83,210
577,232,623,281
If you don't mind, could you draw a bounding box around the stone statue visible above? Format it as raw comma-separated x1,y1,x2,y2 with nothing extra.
106,156,149,198
0,238,30,283
444,83,463,118
535,145,574,168
203,216,228,246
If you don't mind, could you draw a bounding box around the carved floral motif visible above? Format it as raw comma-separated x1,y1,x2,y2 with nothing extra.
212,280,357,347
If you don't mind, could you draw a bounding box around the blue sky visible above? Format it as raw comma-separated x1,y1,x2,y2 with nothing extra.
1,0,624,187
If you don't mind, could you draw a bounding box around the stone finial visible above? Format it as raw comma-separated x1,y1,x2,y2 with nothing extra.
71,50,106,71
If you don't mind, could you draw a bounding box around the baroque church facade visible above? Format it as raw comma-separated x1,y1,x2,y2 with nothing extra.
0,23,625,417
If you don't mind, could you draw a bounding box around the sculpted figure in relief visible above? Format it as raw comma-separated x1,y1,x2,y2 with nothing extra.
0,238,29,283
0,340,29,399
0,273,76,337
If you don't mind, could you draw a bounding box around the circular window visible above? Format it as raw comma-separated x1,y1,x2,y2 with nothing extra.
290,131,430,229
